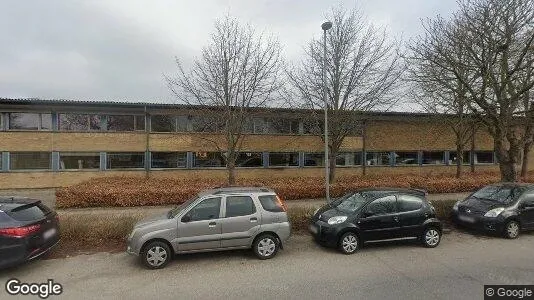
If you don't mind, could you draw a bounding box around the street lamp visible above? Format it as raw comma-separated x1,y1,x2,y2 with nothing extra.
321,21,332,202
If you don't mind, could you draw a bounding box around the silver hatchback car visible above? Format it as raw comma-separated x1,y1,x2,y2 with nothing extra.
127,187,291,269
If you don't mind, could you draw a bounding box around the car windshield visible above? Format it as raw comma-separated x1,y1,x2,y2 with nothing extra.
471,186,525,204
167,197,199,218
330,192,369,213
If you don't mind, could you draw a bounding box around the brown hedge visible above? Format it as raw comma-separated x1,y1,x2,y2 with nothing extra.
56,172,534,208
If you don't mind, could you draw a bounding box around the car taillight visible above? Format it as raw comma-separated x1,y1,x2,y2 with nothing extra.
276,196,287,212
0,224,41,238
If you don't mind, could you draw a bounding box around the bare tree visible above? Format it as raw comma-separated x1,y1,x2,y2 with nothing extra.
166,16,283,184
408,0,534,182
288,6,403,181
406,38,475,178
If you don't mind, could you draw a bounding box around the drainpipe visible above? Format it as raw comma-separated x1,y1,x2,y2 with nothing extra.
145,105,150,179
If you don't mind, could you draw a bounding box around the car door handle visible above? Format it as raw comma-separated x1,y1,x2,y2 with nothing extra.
208,222,217,228
250,217,258,223
393,216,399,222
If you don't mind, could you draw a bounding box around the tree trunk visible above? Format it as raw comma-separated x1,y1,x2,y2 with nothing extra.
328,151,337,183
455,144,463,179
521,143,531,178
227,162,236,185
495,140,518,182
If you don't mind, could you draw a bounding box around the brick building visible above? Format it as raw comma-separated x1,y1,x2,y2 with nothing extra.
0,98,508,189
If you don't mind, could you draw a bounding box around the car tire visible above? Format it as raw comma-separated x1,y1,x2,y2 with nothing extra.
141,241,172,269
253,233,279,260
339,232,359,254
503,220,520,239
422,227,441,248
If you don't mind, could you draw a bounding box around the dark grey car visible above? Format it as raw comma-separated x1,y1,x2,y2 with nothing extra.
127,187,291,269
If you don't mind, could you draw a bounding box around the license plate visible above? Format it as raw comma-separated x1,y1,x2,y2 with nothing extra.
309,224,318,235
459,215,475,223
43,228,57,240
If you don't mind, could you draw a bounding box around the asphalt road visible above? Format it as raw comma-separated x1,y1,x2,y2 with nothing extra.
1,229,533,300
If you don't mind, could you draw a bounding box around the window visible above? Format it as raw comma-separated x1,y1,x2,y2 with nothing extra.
422,151,445,165
185,197,221,221
304,153,324,167
269,152,299,167
225,196,256,217
7,203,49,221
365,152,390,166
106,152,144,169
151,115,175,132
395,152,418,165
303,119,323,135
60,152,100,170
267,118,300,134
364,195,397,216
151,152,187,168
236,152,263,167
193,152,225,168
135,115,145,131
397,195,424,212
474,151,494,164
336,152,363,166
8,113,51,130
10,152,51,170
449,151,470,165
191,115,223,132
258,195,285,212
253,118,266,134
106,115,144,131
59,113,101,131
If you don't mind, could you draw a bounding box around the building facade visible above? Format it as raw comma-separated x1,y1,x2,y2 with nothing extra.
0,98,513,189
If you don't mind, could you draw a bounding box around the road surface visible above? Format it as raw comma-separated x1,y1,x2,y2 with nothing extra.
1,229,533,300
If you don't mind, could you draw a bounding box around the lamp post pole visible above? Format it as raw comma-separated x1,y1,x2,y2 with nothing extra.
321,21,332,202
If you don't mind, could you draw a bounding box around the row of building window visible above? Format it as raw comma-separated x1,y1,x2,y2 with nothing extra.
0,112,346,135
0,150,496,171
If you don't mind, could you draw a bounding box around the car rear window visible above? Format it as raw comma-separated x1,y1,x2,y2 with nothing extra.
258,195,285,212
7,203,49,222
397,195,424,212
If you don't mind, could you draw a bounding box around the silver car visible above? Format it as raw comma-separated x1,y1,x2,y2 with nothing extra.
127,187,291,269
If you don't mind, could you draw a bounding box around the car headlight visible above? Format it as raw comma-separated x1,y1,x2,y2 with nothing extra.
327,216,347,225
484,207,505,218
453,201,460,211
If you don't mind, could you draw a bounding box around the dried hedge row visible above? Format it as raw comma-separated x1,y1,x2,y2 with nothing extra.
56,172,534,208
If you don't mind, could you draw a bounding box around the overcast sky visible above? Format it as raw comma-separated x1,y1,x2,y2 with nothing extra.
0,0,457,105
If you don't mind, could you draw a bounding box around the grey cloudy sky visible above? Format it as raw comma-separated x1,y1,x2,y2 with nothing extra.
0,0,457,103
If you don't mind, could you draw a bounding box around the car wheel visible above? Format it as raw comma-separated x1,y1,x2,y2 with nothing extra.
503,220,520,239
339,232,359,254
142,241,172,269
253,234,279,260
422,227,441,248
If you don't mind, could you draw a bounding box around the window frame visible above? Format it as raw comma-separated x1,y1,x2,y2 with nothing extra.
58,113,104,132
150,152,187,169
224,195,257,218
268,152,300,168
182,197,222,222
7,112,52,131
106,152,145,170
9,152,52,171
59,152,101,171
396,194,424,212
362,195,398,217
393,151,419,166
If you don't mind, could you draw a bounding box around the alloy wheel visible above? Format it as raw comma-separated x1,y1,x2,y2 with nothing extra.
257,238,276,257
506,221,520,239
146,246,168,267
342,234,358,253
425,229,440,247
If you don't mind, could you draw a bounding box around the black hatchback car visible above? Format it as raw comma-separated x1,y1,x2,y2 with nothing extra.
0,197,60,269
452,183,534,239
309,188,442,254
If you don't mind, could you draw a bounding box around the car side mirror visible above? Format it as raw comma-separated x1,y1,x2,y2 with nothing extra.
181,215,191,223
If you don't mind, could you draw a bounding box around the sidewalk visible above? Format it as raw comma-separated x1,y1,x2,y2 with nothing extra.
57,192,470,217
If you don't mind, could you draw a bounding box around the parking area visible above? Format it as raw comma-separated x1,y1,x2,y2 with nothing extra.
1,230,532,300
